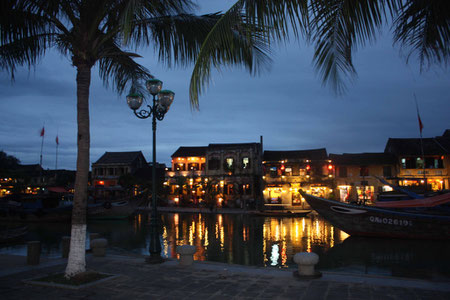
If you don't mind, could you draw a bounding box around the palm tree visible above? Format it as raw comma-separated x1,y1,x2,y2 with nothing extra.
0,0,269,278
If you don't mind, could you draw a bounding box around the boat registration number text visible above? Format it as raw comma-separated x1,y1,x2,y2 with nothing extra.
369,216,412,226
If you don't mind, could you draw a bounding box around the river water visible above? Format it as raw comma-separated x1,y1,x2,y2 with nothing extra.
1,212,449,280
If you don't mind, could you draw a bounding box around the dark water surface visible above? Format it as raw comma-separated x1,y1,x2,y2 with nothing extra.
1,213,449,280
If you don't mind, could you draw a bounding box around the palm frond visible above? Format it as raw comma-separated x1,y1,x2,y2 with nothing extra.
309,0,387,94
393,0,450,69
124,13,220,68
243,0,309,42
189,0,312,108
97,42,153,95
0,1,59,78
189,1,274,109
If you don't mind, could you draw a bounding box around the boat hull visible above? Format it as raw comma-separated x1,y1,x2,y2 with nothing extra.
301,192,450,240
87,201,137,220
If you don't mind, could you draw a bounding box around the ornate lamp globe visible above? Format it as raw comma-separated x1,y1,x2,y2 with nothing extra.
158,90,175,112
126,93,144,110
146,79,163,96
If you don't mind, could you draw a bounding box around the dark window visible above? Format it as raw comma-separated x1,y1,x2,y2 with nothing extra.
425,157,444,169
208,158,220,170
360,166,369,176
242,157,250,169
338,167,347,178
383,166,392,177
108,168,114,175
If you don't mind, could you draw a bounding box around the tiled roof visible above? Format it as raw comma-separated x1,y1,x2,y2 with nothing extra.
329,153,396,165
263,148,328,161
93,151,146,165
171,147,207,158
208,143,261,149
384,137,450,156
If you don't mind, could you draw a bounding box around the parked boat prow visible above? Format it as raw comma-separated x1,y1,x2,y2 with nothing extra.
300,191,450,240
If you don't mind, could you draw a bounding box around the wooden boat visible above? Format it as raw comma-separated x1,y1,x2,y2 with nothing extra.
375,191,450,209
300,191,450,240
250,210,312,217
374,176,450,210
0,225,28,243
87,200,139,220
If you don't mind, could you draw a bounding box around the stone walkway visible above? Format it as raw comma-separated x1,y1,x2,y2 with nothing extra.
1,254,449,299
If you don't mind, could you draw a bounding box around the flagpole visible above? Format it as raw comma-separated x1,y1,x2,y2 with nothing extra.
414,94,426,190
55,137,59,171
40,136,44,167
40,125,45,168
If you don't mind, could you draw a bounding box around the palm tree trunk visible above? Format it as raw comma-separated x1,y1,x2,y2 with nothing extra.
65,63,91,278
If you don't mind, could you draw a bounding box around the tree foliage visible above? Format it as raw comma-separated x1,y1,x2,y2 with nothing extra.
0,151,21,171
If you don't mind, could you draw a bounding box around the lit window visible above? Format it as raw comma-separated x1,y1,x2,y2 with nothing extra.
242,157,250,169
224,157,234,171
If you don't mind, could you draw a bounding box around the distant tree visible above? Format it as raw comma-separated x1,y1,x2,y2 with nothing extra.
118,173,139,197
54,171,76,188
0,151,20,172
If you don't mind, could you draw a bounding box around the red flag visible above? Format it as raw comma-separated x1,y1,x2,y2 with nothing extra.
417,114,424,134
56,135,59,145
414,94,424,135
40,127,45,137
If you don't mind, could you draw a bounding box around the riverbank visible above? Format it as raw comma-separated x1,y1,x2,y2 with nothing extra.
1,253,449,299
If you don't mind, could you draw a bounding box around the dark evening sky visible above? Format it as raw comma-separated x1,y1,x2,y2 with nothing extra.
1,1,449,170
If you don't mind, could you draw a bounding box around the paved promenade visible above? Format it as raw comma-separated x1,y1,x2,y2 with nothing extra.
1,253,449,299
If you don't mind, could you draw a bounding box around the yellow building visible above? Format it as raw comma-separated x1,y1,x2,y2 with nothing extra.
262,149,333,209
165,146,207,205
330,153,397,203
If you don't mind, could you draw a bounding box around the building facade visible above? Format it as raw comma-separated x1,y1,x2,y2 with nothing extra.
166,141,263,208
262,148,333,209
91,151,149,200
384,130,450,191
330,153,397,203
165,146,207,205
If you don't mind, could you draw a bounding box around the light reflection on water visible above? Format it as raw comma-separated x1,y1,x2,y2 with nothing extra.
1,212,449,280
147,213,347,268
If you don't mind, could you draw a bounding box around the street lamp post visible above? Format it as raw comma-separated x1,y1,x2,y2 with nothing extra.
126,79,174,263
